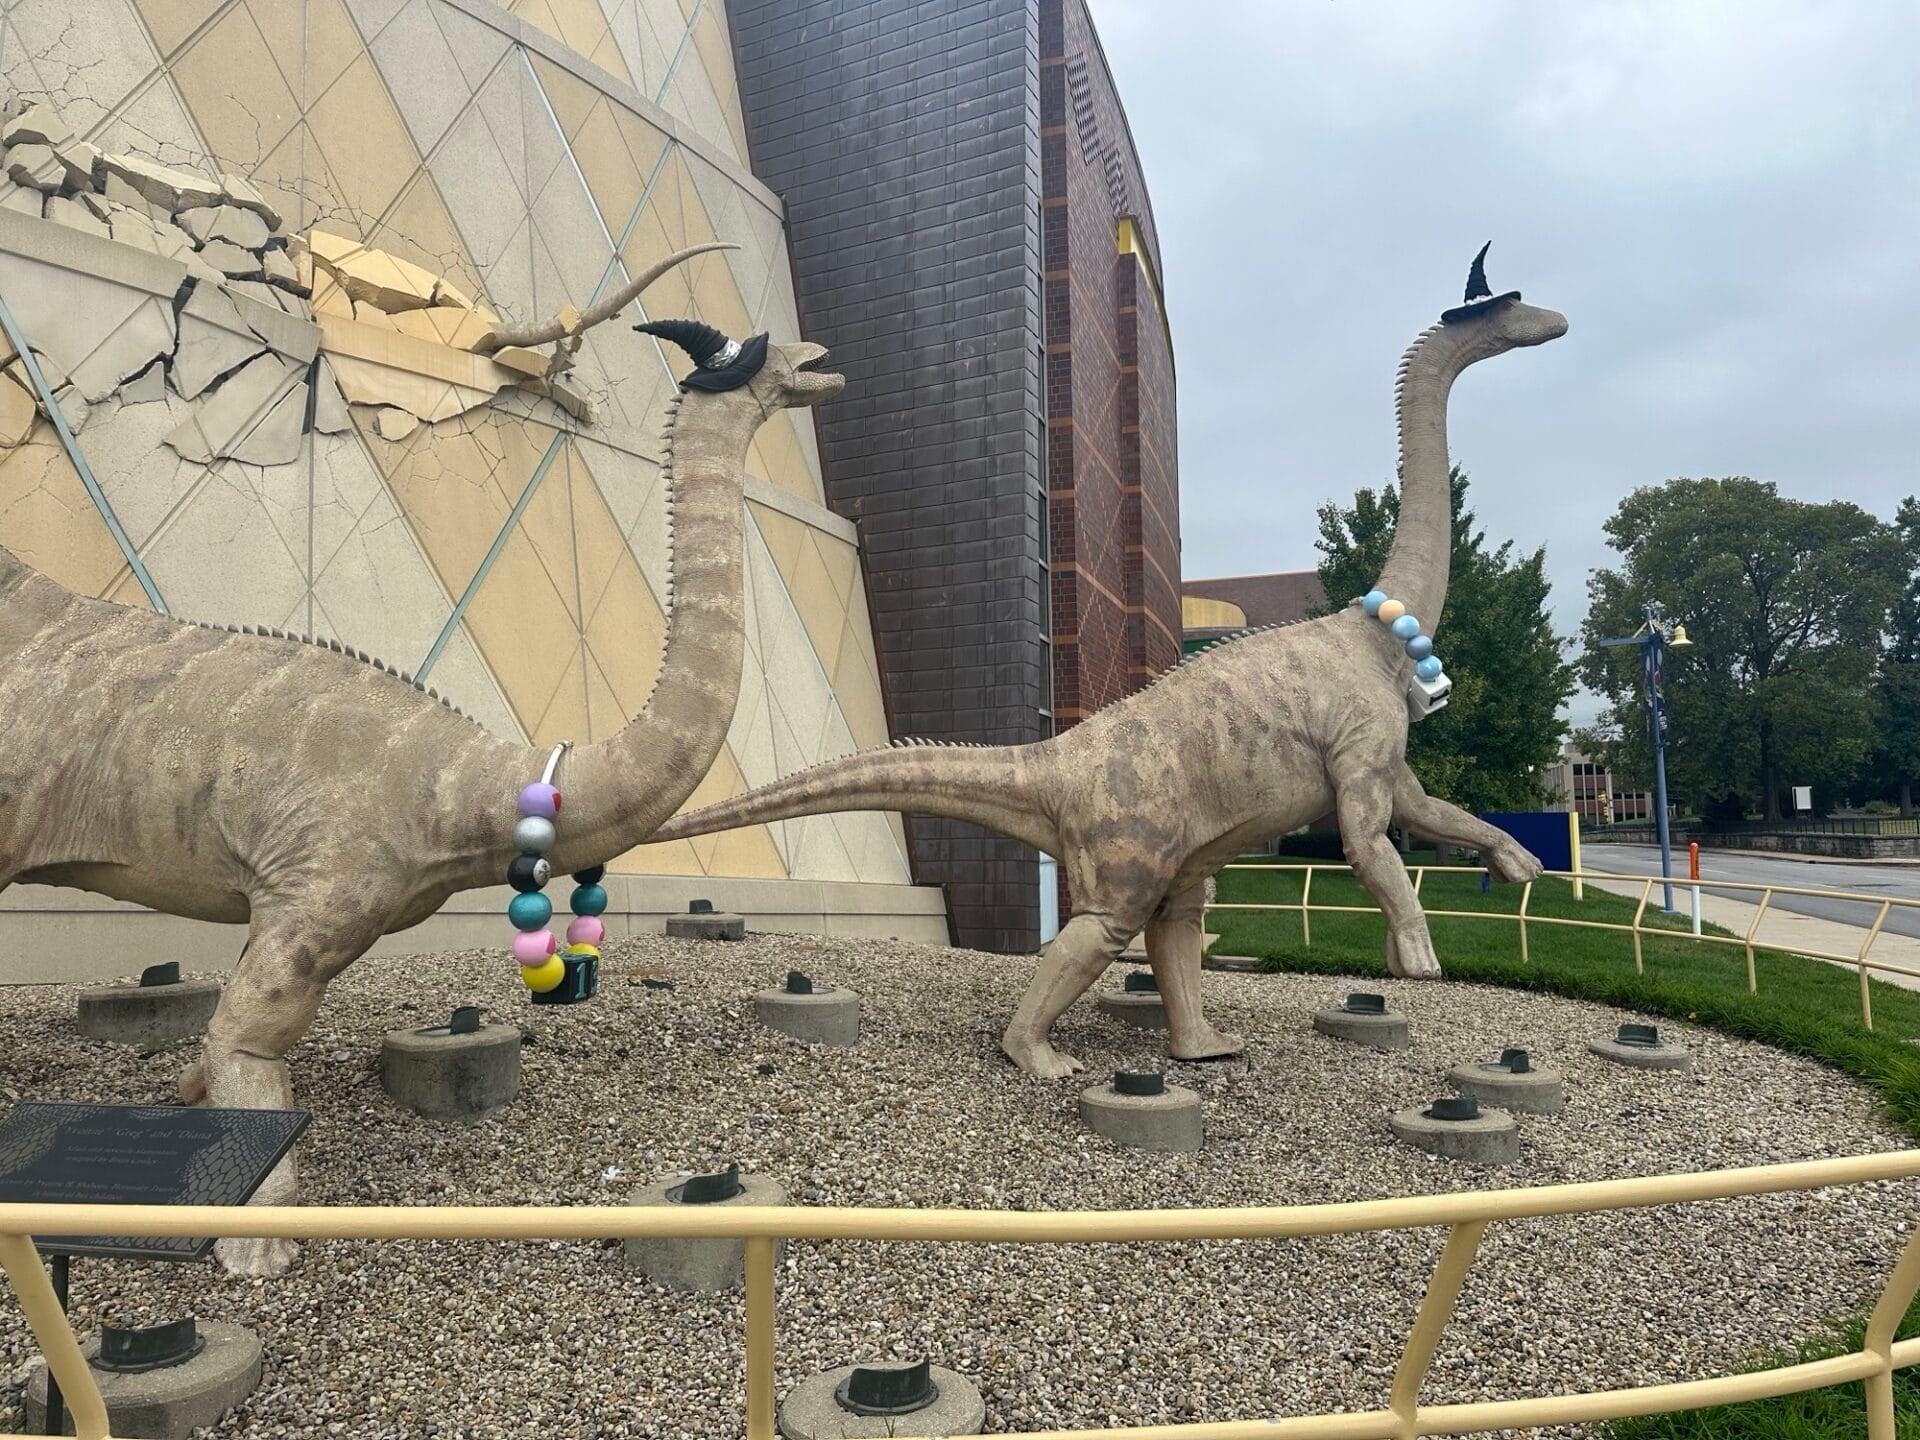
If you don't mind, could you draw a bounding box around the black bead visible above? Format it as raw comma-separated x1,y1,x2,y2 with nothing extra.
572,864,606,886
508,854,552,893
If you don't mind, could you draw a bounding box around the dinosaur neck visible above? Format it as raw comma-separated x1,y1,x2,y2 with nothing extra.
545,389,763,873
1374,326,1464,637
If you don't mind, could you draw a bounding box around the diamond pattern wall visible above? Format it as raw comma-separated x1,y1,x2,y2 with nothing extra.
0,0,910,893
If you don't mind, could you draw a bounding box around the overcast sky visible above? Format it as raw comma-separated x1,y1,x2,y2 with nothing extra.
1094,1,1919,722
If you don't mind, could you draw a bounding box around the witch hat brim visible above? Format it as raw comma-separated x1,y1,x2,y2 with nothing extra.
1440,291,1522,325
677,332,770,392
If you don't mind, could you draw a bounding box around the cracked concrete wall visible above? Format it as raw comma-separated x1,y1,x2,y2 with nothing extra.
0,0,930,968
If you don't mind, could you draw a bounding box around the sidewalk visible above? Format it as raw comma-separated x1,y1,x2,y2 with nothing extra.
1575,873,1920,994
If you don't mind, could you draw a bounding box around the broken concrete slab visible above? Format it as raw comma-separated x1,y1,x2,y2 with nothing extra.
164,352,300,462
312,359,352,433
118,362,167,404
98,152,223,215
491,345,551,379
261,246,307,295
0,186,41,216
374,406,420,442
173,308,268,400
231,379,308,466
217,172,281,231
67,297,176,403
178,204,270,251
5,144,63,193
0,371,35,447
2,104,74,151
44,195,109,238
309,230,438,312
198,239,263,280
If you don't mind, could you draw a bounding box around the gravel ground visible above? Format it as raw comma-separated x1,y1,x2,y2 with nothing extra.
1,932,1916,1440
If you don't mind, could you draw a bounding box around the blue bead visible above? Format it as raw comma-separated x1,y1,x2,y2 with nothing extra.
1390,614,1420,641
570,883,608,917
508,891,553,931
1415,656,1443,681
1361,590,1387,617
1406,634,1434,661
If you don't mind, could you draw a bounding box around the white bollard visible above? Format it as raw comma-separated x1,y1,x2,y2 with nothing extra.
1691,884,1701,936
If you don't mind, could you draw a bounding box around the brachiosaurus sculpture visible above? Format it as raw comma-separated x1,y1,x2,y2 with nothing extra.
652,252,1567,1078
0,246,843,1273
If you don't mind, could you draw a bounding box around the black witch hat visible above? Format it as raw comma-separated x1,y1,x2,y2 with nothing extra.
634,318,770,392
1440,242,1522,325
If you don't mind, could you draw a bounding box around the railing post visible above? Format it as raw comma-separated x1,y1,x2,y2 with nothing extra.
1744,890,1773,996
1411,866,1425,897
1300,864,1313,948
1389,1220,1488,1437
1518,881,1532,964
1858,901,1892,1033
1631,879,1652,974
0,1233,109,1440
744,1236,777,1440
1863,1222,1920,1438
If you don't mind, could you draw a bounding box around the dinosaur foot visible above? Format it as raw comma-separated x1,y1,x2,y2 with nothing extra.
1385,926,1443,980
1170,1028,1245,1062
215,1235,300,1277
177,1061,208,1106
1000,1034,1085,1079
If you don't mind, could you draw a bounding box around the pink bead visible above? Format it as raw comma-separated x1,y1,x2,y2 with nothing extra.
517,782,562,818
566,915,605,947
512,928,556,963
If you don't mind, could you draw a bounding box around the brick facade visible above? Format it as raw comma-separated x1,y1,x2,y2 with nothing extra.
729,0,1179,952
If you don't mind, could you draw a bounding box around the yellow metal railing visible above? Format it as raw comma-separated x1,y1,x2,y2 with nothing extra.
4,1153,1920,1439
1208,865,1920,1030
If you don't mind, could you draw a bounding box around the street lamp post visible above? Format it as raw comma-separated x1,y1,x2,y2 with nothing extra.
1599,604,1691,913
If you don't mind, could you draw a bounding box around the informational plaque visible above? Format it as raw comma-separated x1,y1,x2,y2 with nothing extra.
0,1102,309,1261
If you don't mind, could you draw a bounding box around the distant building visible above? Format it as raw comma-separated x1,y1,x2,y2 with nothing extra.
1543,743,1653,826
1182,571,1327,653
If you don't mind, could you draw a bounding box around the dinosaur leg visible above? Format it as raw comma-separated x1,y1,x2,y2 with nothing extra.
1146,881,1242,1061
192,902,380,1276
1003,911,1138,1079
1335,767,1442,979
1390,762,1544,884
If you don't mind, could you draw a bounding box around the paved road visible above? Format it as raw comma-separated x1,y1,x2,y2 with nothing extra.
1579,843,1920,940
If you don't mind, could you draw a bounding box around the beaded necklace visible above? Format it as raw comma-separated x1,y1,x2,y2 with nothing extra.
1361,589,1447,686
507,743,609,996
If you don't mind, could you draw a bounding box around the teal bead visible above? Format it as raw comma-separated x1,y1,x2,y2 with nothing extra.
508,891,553,931
1362,590,1387,617
1390,614,1420,641
570,883,608,917
1415,656,1444,681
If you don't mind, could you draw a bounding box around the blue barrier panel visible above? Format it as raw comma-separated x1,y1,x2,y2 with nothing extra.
1478,812,1573,873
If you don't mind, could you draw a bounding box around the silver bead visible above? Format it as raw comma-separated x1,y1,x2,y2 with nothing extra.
514,815,557,853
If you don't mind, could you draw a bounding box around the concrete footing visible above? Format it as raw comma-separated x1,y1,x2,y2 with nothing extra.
1311,994,1410,1051
753,975,860,1046
75,974,221,1047
379,1013,521,1121
1202,954,1265,973
26,1322,262,1440
1078,1074,1203,1152
778,1363,985,1440
1389,1098,1520,1164
1588,1024,1692,1071
1095,989,1167,1031
666,912,747,941
1446,1052,1566,1115
624,1170,788,1291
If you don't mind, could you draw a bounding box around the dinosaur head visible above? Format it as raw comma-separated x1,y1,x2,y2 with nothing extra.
1436,244,1567,359
635,319,844,410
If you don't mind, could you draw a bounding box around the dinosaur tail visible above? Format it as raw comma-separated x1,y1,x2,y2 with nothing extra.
651,741,1055,853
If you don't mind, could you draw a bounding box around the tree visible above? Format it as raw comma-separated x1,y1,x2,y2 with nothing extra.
1314,466,1576,812
1579,478,1905,822
1867,496,1920,814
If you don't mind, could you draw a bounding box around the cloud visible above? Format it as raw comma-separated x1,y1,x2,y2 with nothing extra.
1093,0,1920,722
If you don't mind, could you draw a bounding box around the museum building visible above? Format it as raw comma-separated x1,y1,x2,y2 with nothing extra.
0,0,958,979
728,0,1184,953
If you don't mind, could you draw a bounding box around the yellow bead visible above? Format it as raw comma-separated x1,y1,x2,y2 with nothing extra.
521,956,566,993
1377,598,1406,623
561,943,601,960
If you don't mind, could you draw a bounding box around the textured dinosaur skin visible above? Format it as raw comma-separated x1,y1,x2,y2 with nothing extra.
651,284,1568,1079
0,258,843,1272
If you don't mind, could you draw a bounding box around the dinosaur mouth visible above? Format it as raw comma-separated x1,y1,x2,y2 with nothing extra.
791,348,845,403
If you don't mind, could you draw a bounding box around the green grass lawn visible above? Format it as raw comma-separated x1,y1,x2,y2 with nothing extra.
1207,852,1920,1440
